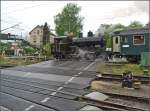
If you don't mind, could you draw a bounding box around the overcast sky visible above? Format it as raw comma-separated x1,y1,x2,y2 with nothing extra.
1,1,149,37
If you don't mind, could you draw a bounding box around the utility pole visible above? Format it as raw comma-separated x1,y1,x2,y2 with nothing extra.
68,17,70,33
68,13,71,35
21,32,22,39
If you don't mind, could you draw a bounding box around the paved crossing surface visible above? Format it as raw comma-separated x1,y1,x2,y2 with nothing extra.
0,60,100,111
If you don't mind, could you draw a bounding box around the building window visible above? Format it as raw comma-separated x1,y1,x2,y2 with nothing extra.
115,37,118,44
133,35,145,45
37,30,39,34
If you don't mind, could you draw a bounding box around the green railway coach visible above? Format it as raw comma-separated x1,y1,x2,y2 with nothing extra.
112,27,150,62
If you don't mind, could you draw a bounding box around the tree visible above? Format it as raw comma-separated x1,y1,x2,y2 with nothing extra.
128,21,143,28
103,23,125,48
42,43,51,57
104,31,112,48
112,23,125,29
54,3,84,36
43,22,50,45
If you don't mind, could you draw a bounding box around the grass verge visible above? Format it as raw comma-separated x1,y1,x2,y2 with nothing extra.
0,57,43,66
96,63,149,76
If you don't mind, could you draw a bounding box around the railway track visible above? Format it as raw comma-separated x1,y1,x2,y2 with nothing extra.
95,73,150,84
55,59,95,62
80,97,149,111
1,78,81,97
0,64,17,69
1,86,120,111
1,78,149,111
83,89,149,111
100,91,149,103
0,91,58,111
1,79,121,111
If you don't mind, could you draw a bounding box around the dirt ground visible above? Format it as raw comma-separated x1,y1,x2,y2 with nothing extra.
91,80,150,98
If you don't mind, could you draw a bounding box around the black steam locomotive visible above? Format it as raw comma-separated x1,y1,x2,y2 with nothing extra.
51,36,105,60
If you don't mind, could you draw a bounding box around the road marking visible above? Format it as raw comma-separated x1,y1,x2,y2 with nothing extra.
78,72,83,75
83,61,95,70
0,106,11,111
41,97,50,103
50,92,57,96
23,72,31,77
68,77,75,82
24,105,35,111
64,81,69,85
57,87,63,91
43,61,96,103
38,61,96,106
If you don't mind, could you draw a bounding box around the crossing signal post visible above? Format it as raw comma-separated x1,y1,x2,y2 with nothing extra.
8,33,11,38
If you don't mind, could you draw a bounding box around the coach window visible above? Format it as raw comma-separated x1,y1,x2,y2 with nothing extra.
115,37,118,44
133,35,145,45
123,37,128,43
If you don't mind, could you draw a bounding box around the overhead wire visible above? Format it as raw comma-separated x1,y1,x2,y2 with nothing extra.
1,1,59,35
3,2,35,9
2,1,59,14
1,13,21,24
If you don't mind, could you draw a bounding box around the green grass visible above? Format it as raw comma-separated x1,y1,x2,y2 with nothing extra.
0,57,42,66
96,63,149,75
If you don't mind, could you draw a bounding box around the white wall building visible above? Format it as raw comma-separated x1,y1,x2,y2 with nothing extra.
29,25,43,48
29,25,56,48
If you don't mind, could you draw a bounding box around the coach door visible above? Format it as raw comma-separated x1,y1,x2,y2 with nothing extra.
113,36,121,53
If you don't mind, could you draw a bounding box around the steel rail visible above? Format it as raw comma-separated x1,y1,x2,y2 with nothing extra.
1,79,124,111
100,91,149,103
95,73,150,84
1,78,81,97
0,91,59,111
1,84,76,101
81,96,149,111
1,86,124,111
2,75,85,90
2,78,149,111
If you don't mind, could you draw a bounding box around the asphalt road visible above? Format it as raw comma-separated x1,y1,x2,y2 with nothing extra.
0,59,100,111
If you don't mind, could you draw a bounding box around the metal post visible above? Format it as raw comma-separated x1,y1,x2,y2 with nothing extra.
68,17,70,33
21,32,22,39
68,14,71,34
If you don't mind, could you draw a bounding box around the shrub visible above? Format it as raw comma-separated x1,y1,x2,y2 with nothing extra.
23,46,35,54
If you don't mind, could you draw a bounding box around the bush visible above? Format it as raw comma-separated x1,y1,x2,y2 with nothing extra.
23,46,35,54
42,43,51,56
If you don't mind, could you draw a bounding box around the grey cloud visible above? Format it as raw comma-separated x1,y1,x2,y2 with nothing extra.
110,1,149,20
133,1,149,13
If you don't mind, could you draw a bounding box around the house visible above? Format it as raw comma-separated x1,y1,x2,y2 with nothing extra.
49,33,56,44
29,25,43,48
29,25,56,48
